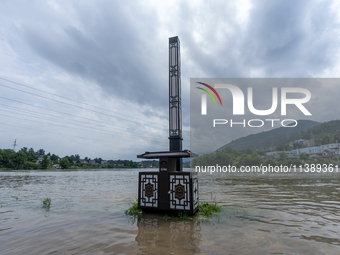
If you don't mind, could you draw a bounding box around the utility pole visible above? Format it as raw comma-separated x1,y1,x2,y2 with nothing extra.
12,139,17,152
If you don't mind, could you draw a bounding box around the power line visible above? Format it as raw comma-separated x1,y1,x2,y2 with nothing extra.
0,103,165,137
0,96,166,134
0,97,189,143
0,53,190,135
0,122,168,154
0,49,192,149
0,82,169,130
0,51,50,71
0,76,168,128
0,107,189,147
0,107,127,136
0,113,169,145
0,122,93,140
0,106,167,143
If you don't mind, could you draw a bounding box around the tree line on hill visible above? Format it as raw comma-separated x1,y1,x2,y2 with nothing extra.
0,147,158,170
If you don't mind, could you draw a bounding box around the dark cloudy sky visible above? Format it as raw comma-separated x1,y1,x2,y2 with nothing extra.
0,0,340,160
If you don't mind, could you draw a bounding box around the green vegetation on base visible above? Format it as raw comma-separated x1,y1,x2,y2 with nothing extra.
177,211,193,220
125,200,143,219
163,215,171,220
198,202,221,216
125,200,222,221
196,202,222,221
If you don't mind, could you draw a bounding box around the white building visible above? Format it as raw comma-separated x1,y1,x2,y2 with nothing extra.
266,143,340,158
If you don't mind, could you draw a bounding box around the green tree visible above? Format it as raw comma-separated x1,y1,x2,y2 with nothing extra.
19,147,28,155
264,158,277,166
23,161,39,170
245,155,261,166
277,144,293,151
36,149,45,156
67,155,75,163
334,130,340,143
13,151,28,169
28,148,38,162
40,155,50,169
245,148,254,155
50,154,59,164
124,160,134,167
60,158,70,169
293,142,303,149
225,147,242,157
256,150,266,156
322,134,332,145
1,149,16,168
214,150,233,165
279,152,288,160
95,157,102,164
299,153,309,161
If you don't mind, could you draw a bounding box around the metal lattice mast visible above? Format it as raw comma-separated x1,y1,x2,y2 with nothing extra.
12,139,17,152
169,36,182,152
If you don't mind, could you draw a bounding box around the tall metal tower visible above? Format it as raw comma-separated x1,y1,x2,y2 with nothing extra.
169,36,182,152
12,139,17,152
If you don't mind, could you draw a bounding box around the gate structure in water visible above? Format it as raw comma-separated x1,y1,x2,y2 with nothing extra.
137,36,198,215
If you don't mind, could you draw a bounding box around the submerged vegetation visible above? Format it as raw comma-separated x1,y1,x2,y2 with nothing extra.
42,198,51,209
125,200,222,221
124,200,143,219
198,202,221,216
196,202,222,221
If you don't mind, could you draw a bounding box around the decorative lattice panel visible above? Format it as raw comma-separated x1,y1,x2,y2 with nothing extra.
140,174,158,207
169,174,190,210
192,176,199,211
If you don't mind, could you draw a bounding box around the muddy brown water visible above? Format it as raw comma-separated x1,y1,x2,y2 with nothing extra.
0,169,340,254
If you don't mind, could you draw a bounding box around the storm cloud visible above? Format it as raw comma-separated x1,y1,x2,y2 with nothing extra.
0,0,339,159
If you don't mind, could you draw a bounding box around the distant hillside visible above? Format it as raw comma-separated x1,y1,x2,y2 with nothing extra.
216,120,321,151
305,120,340,145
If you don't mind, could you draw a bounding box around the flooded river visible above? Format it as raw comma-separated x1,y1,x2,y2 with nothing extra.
0,169,340,254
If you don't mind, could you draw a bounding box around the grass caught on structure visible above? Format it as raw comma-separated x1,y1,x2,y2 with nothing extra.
42,198,51,208
196,202,222,221
163,202,222,221
125,200,222,221
178,211,193,220
125,200,142,219
198,202,221,216
163,214,171,220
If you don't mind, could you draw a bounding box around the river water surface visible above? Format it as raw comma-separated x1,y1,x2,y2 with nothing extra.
0,169,340,254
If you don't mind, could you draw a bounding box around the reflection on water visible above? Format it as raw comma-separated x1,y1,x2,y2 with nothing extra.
0,169,340,254
136,217,201,254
